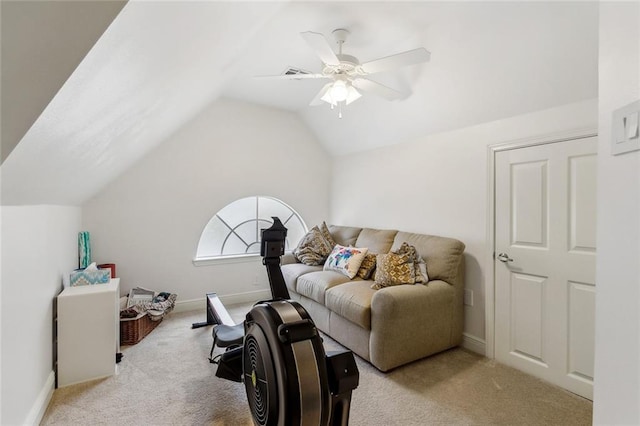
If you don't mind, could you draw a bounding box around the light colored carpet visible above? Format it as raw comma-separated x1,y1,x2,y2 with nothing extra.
42,304,592,425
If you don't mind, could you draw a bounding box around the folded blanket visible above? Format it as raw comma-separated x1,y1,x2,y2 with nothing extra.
124,291,178,321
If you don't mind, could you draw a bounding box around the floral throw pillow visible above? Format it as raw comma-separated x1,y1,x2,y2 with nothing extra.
293,226,333,266
323,244,369,279
372,252,415,289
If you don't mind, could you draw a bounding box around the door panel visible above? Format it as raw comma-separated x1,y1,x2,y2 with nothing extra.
495,136,597,400
510,273,547,364
569,154,597,253
568,281,596,381
511,161,548,247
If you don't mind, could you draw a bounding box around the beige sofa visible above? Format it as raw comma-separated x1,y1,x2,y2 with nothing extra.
281,225,466,372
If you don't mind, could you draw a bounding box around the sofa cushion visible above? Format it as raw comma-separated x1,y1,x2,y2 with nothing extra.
325,281,375,330
355,228,398,254
323,245,368,279
372,252,415,289
293,226,333,265
328,225,362,247
391,232,465,285
282,263,322,293
296,270,352,304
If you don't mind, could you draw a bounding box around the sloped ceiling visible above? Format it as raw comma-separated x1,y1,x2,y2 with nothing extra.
0,1,598,206
0,0,127,163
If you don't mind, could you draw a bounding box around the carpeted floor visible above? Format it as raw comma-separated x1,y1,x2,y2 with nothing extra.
42,304,592,425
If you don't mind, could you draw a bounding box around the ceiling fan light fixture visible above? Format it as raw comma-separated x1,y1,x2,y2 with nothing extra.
345,85,361,105
329,80,348,102
320,90,336,106
320,80,361,108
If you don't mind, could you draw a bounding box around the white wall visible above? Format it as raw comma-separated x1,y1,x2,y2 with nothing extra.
330,99,597,344
594,2,640,424
82,99,331,302
0,205,81,425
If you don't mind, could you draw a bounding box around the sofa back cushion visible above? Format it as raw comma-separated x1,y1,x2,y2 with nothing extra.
355,228,398,254
328,225,362,247
391,232,465,285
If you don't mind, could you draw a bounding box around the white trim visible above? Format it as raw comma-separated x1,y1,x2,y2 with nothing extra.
462,333,486,356
484,127,597,360
192,254,261,267
193,251,294,267
172,298,204,313
24,370,55,426
489,127,597,153
173,289,272,313
485,141,497,360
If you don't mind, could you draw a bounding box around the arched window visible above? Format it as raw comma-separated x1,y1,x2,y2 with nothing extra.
195,196,307,261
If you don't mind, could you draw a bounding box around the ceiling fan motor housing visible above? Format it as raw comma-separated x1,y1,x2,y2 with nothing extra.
332,28,350,44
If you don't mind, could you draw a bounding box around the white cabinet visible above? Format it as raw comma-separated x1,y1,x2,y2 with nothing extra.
57,278,120,387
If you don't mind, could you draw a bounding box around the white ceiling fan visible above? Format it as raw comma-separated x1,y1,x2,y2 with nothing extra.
257,29,431,118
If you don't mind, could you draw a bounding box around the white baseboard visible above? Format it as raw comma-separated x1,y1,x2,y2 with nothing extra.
462,332,486,356
172,298,203,313
173,289,272,313
24,370,55,425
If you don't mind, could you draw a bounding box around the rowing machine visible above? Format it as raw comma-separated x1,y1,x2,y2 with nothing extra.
215,217,359,425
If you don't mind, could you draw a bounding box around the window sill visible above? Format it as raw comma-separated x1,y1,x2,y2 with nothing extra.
193,250,295,267
192,254,262,267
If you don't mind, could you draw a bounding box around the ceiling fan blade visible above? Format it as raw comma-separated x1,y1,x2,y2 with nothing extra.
352,78,405,100
310,83,333,106
360,48,431,74
300,31,340,66
254,73,328,80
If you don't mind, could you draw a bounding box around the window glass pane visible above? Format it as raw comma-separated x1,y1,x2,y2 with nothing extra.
246,242,261,254
221,233,249,255
196,216,228,257
259,197,295,223
284,216,307,251
195,196,308,260
217,197,256,226
234,221,259,248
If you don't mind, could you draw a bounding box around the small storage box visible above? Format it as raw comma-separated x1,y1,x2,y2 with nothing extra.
70,268,111,286
120,313,161,345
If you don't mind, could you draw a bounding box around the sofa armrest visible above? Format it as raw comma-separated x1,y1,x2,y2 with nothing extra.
281,253,298,265
369,280,459,371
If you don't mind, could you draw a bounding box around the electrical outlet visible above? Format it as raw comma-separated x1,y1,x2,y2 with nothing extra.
464,289,474,306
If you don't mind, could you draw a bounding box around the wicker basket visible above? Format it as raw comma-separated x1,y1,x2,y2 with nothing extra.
120,313,161,345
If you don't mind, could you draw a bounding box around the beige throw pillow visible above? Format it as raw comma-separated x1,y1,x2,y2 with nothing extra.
293,226,333,266
395,242,429,283
372,252,415,289
319,221,337,249
356,253,377,279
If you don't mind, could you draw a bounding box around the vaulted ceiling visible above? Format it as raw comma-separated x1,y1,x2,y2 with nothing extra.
0,1,598,205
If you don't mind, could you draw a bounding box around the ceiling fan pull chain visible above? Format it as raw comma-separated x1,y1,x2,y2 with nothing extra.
338,103,343,119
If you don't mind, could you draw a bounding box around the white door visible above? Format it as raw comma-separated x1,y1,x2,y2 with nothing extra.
494,136,597,400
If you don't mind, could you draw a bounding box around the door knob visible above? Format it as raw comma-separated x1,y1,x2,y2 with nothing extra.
497,253,514,263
